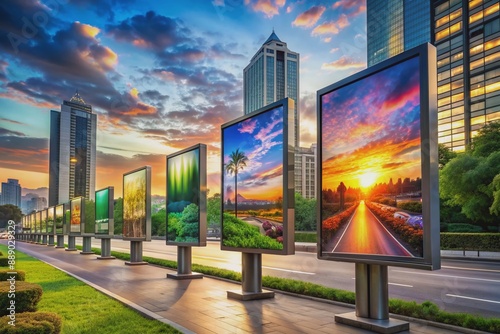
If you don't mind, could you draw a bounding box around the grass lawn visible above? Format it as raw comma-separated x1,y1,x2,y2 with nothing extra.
0,244,181,334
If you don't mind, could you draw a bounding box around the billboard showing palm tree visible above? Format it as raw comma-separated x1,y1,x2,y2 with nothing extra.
122,166,151,241
318,44,440,269
221,98,295,255
166,144,207,246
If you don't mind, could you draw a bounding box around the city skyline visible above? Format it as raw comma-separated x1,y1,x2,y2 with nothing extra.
0,0,367,197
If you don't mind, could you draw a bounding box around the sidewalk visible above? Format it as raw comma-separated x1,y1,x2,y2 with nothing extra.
14,242,486,334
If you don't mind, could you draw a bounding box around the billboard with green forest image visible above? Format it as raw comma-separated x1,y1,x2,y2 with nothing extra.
95,187,114,235
41,209,47,233
166,144,207,246
47,207,54,234
55,205,64,235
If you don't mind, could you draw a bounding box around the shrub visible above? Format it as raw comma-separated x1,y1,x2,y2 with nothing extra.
0,270,25,281
0,312,62,334
446,223,483,233
397,201,422,213
0,257,9,267
441,233,500,251
0,282,42,316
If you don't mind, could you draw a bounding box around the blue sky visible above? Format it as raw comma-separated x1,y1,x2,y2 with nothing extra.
0,0,366,196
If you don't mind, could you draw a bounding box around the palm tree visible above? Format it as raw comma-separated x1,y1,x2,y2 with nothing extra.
225,148,248,217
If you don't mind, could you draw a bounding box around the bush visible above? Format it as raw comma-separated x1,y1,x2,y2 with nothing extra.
446,223,483,233
0,282,42,316
397,201,422,213
0,270,25,281
0,312,62,334
0,257,9,267
441,233,500,251
294,232,316,242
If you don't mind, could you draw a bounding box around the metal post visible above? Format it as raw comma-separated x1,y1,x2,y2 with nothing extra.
97,238,115,260
369,264,389,320
167,246,203,279
55,235,65,248
227,252,274,300
125,241,148,265
47,235,55,246
355,263,370,318
80,236,94,254
66,235,77,251
42,234,47,244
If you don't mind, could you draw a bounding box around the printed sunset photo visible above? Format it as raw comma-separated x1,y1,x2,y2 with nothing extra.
321,56,424,258
222,106,285,250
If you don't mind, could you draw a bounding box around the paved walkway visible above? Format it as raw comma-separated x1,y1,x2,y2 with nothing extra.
14,242,486,334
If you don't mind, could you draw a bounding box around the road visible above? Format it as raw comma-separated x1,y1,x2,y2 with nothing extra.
333,200,412,256
63,238,500,319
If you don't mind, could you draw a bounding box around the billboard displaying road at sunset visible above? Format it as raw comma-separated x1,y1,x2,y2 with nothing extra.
320,54,425,260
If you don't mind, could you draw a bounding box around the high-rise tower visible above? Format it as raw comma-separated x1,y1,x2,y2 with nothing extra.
243,30,300,148
49,92,96,206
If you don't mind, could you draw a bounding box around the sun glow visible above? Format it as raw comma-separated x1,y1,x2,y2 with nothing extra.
359,172,378,188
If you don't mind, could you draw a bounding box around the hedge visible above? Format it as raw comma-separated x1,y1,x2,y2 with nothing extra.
0,282,43,316
0,257,9,267
0,312,62,334
0,270,25,281
441,233,500,252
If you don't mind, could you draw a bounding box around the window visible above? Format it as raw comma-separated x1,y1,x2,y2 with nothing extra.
451,79,464,89
485,51,500,65
470,58,484,70
470,11,483,24
469,0,482,10
470,44,484,56
436,1,449,15
485,3,500,18
451,65,463,76
485,19,500,36
438,83,450,94
437,57,450,68
438,70,451,81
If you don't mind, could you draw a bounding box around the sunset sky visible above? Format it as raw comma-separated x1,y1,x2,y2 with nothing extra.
223,105,283,202
0,0,367,197
321,56,422,192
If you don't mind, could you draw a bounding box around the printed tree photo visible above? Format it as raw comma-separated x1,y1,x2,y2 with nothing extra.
95,188,110,234
55,205,64,235
41,209,47,233
47,207,54,234
321,56,424,258
123,169,147,238
222,106,285,250
166,148,201,243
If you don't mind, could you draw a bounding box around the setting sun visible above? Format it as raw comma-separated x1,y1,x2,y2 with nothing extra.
359,172,378,188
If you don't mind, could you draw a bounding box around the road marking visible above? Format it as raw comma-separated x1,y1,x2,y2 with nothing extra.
332,209,356,252
393,270,500,283
442,265,500,274
351,278,412,287
262,266,315,275
446,294,500,305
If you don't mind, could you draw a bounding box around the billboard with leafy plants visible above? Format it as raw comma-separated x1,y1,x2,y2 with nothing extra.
166,144,207,246
95,187,114,235
123,166,151,241
47,207,55,234
55,204,64,235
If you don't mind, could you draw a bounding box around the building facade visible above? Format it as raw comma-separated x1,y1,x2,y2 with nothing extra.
49,92,96,206
367,0,500,151
294,144,317,199
243,31,300,148
0,179,21,207
367,0,431,67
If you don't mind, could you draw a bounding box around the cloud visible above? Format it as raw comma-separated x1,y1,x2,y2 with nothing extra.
292,6,326,28
0,135,48,173
312,14,350,36
321,55,365,70
68,0,136,21
239,119,258,134
332,0,366,18
0,127,24,137
244,0,286,18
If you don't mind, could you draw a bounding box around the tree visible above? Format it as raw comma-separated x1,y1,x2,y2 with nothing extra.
438,144,457,169
294,193,317,231
152,209,166,236
114,198,123,235
470,120,500,157
207,194,221,229
0,204,22,228
224,148,248,217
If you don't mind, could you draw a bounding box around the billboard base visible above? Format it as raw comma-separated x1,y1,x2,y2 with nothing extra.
81,236,95,254
97,256,116,260
97,238,114,259
55,235,65,248
167,246,203,280
125,240,148,265
47,235,55,246
335,312,409,334
227,253,274,301
66,235,77,251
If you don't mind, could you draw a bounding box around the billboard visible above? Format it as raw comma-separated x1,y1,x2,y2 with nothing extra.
70,197,84,234
221,98,295,255
47,207,55,234
95,187,114,235
122,166,151,241
166,144,207,246
317,43,439,269
55,205,64,235
41,209,47,233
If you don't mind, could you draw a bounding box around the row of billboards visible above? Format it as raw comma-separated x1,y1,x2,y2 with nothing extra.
21,43,439,270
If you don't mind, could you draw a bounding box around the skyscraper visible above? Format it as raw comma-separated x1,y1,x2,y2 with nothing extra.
1,179,21,207
367,0,431,67
294,144,317,199
243,30,300,148
367,0,500,151
49,92,96,206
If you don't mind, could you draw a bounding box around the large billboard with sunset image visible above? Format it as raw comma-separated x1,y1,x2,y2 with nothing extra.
70,197,84,234
166,144,207,246
123,166,151,241
221,98,295,255
318,44,440,269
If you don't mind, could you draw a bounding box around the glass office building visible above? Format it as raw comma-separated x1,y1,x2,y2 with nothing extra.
243,31,300,148
367,0,431,66
49,92,96,206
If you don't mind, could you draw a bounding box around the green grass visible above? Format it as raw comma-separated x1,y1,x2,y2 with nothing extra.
0,244,181,334
294,232,317,242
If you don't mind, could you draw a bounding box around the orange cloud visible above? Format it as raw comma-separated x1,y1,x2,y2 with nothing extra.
245,0,285,18
77,22,100,38
130,87,139,99
292,6,326,28
312,14,349,36
321,55,365,70
332,0,366,18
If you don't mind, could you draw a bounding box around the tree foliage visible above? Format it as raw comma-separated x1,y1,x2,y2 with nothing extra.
224,148,248,217
113,198,123,235
294,192,316,231
469,121,500,157
0,204,22,228
438,144,457,169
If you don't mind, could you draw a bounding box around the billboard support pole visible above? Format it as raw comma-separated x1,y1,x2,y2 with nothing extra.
167,246,203,280
80,236,95,255
55,235,65,248
42,234,47,245
47,235,55,246
335,264,409,333
66,235,77,251
227,252,274,301
125,241,148,265
97,237,115,260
